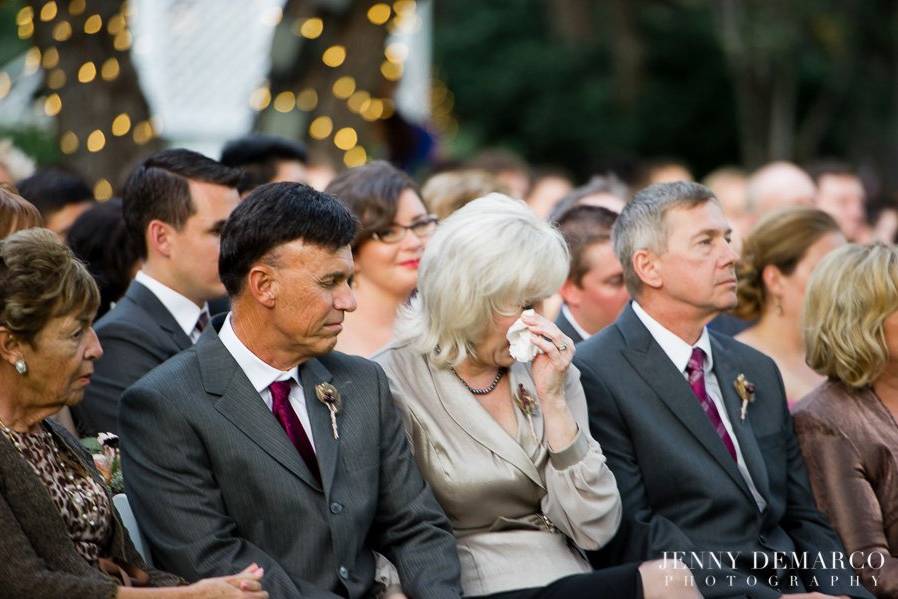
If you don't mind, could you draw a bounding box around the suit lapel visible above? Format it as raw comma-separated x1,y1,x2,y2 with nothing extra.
126,281,192,351
710,335,771,504
426,358,544,488
616,306,754,501
200,335,323,492
300,359,340,496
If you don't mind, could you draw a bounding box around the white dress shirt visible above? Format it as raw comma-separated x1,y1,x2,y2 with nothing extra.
632,301,766,512
561,304,592,341
218,313,316,452
134,270,209,343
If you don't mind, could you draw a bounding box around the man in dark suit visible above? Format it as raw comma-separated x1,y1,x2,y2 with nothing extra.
554,205,628,344
119,182,462,599
575,182,870,598
74,149,241,435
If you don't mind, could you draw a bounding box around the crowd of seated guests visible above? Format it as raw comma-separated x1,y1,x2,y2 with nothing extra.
1,134,896,598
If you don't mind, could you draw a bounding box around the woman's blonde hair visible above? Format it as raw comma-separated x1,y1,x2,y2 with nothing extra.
804,243,898,388
734,207,840,320
396,193,569,368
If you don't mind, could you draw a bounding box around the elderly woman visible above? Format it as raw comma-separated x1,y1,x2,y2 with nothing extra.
794,243,898,598
734,207,845,406
0,229,267,598
325,161,437,357
374,194,695,599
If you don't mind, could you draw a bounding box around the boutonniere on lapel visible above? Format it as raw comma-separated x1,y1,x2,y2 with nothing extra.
315,383,342,439
514,384,539,438
734,374,757,421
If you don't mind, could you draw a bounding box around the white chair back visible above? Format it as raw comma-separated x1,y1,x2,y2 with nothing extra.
112,493,153,567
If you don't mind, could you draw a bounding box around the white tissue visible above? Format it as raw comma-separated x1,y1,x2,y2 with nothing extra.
506,309,544,362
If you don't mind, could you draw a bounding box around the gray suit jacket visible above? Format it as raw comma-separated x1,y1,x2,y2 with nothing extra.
119,320,461,599
75,281,192,436
574,304,872,599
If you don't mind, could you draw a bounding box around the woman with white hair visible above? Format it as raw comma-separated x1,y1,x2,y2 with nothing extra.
374,194,696,599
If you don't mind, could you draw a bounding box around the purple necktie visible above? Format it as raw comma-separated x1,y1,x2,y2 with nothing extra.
685,347,737,461
269,381,320,483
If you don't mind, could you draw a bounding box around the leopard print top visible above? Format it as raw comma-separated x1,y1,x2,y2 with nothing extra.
1,423,112,565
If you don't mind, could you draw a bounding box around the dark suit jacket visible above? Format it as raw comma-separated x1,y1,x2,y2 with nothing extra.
554,307,585,345
75,281,192,436
119,320,462,599
0,419,181,598
574,304,872,599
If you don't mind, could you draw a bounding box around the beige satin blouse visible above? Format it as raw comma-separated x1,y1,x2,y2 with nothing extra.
374,342,622,596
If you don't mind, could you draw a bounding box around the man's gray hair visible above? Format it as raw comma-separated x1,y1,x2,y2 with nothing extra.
613,181,718,296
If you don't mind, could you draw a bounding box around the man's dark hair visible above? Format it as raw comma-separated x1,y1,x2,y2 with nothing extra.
219,182,358,296
16,167,93,218
220,134,307,194
122,148,242,259
806,160,857,184
555,205,619,286
324,160,418,250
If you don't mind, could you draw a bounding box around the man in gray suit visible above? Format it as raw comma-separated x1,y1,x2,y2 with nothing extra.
575,182,870,598
119,182,461,599
75,149,241,435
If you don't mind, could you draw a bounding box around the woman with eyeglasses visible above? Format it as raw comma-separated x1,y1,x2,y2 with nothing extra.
325,161,438,357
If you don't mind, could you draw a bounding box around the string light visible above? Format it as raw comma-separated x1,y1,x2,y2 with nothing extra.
93,179,112,200
385,42,408,64
40,2,58,22
333,127,357,150
367,4,391,25
101,57,120,81
44,93,62,116
343,146,367,168
83,13,102,34
361,99,384,121
86,129,106,152
347,90,370,113
52,20,72,41
380,61,402,81
47,68,66,89
273,91,295,112
322,45,346,68
296,18,323,39
249,86,272,111
16,6,34,25
78,61,97,83
24,48,41,75
41,47,60,69
332,76,356,99
68,0,86,16
18,21,34,40
0,73,11,100
296,89,318,111
111,113,131,136
60,131,79,154
133,121,154,144
308,116,333,140
107,14,126,35
113,30,132,51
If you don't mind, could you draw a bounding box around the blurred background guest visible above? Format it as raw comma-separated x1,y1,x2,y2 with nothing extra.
524,167,574,219
466,148,531,200
0,183,42,239
554,205,628,343
808,160,869,242
734,207,844,406
376,194,696,599
795,243,898,598
548,174,629,222
421,169,508,220
702,166,750,253
745,161,816,219
632,157,693,190
67,198,140,321
0,228,266,599
219,133,308,196
326,161,436,356
0,139,35,186
17,167,95,237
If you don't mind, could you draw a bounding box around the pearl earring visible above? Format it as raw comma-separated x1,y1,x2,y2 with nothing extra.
14,359,27,375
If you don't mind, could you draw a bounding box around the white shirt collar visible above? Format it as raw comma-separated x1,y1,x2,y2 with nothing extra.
631,301,714,373
561,304,592,341
218,313,299,393
135,270,208,338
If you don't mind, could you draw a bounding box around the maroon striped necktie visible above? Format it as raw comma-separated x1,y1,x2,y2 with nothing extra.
269,380,321,483
685,347,737,461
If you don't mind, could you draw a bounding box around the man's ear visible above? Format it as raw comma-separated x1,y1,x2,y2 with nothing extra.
0,326,23,368
632,249,662,289
559,278,583,308
246,264,277,308
146,220,175,258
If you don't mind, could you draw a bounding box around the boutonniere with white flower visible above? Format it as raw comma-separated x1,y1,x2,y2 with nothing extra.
734,374,757,421
81,432,124,493
315,382,342,439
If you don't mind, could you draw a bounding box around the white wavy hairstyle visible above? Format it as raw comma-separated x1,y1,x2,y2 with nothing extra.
396,193,569,368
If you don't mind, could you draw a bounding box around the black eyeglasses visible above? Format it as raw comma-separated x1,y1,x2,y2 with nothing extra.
370,215,439,244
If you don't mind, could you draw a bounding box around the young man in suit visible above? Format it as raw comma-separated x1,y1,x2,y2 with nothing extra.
119,182,462,599
74,149,241,435
575,182,870,598
554,205,628,344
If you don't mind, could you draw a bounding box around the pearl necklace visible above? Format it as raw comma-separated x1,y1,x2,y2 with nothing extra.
451,367,508,395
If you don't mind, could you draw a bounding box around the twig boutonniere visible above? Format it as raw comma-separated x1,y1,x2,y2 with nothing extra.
514,384,539,438
734,374,756,421
315,382,342,439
